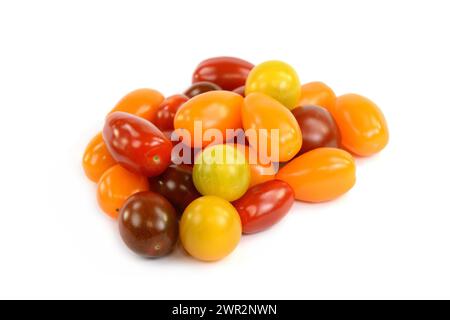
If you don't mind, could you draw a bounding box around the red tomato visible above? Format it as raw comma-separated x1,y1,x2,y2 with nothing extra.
233,180,294,234
153,94,189,131
103,112,172,177
192,57,254,91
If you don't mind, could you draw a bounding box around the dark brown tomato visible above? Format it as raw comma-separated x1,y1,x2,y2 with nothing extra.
154,94,189,131
119,191,179,258
291,105,341,155
184,81,221,98
149,165,200,216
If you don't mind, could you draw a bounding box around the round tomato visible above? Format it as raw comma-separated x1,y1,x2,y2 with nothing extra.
119,191,178,258
299,81,336,110
233,180,294,234
97,164,149,218
242,93,302,162
103,112,172,177
180,196,242,261
174,91,243,148
193,144,250,202
184,81,221,98
82,132,116,182
245,60,301,110
153,94,189,131
332,94,389,156
109,88,164,122
192,56,254,91
276,148,356,202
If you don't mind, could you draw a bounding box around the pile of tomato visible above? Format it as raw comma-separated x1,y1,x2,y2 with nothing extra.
82,57,389,262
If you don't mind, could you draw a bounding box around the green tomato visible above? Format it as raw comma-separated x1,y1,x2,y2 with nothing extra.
245,60,302,110
193,144,250,201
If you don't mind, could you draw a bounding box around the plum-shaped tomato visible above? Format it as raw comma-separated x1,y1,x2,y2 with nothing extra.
109,88,164,122
180,196,242,261
245,60,301,110
276,148,356,202
242,93,302,162
299,82,336,111
97,164,149,218
103,112,172,177
82,132,116,182
235,144,276,188
332,94,389,157
153,94,189,131
291,105,341,155
119,191,178,258
233,180,294,234
192,57,254,91
184,81,221,98
149,165,200,217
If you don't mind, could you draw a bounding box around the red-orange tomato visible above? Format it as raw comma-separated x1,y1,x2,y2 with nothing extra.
174,91,243,148
332,94,389,156
276,148,356,202
97,164,149,219
153,94,189,131
242,93,302,162
109,88,164,122
299,82,336,111
82,132,116,182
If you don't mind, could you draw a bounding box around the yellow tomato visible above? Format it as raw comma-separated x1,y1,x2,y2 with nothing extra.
245,60,301,109
180,196,242,262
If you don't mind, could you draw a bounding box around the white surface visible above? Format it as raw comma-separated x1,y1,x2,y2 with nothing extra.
0,0,449,300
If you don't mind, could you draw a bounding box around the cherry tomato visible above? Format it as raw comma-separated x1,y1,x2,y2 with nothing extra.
245,60,301,110
235,144,276,188
192,56,254,91
82,132,116,182
242,93,302,162
232,85,245,97
103,112,172,177
299,82,336,110
184,81,221,98
174,91,243,148
119,191,178,258
291,105,341,155
97,164,149,218
276,148,356,202
233,180,294,234
193,144,250,202
109,88,164,122
332,94,389,156
149,165,200,216
153,94,189,131
180,196,242,261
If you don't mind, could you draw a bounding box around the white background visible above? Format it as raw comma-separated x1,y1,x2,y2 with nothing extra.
0,0,449,300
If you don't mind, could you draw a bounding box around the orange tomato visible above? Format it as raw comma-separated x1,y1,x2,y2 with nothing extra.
97,164,149,219
109,88,164,122
299,81,336,111
276,148,356,202
82,132,116,182
174,91,243,148
235,144,276,188
332,94,389,156
242,93,302,162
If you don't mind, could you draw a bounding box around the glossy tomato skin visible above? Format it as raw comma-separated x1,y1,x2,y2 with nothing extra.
119,191,178,258
299,82,336,111
332,94,389,156
103,112,172,177
109,88,164,122
233,180,294,234
276,148,356,202
235,144,276,188
97,164,149,218
174,91,243,148
193,144,250,202
245,60,301,110
291,105,341,155
192,56,254,91
242,93,302,162
180,196,242,262
153,94,189,131
184,81,221,98
149,165,200,216
82,132,116,182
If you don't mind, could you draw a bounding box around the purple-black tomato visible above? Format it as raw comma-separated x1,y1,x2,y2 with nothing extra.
184,82,221,98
